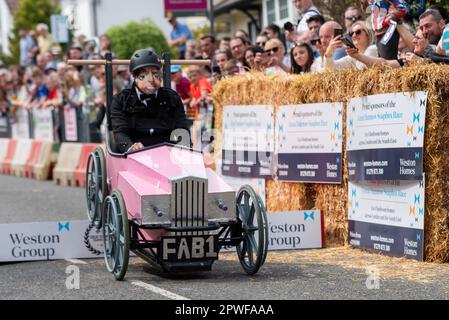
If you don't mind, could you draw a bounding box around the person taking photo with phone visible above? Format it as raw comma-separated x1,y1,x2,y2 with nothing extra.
367,0,408,60
324,21,378,70
264,39,290,75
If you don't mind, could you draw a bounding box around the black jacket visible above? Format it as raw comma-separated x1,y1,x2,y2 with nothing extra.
111,84,190,153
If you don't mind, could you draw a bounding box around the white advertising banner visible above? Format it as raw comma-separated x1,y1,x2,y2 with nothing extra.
268,210,324,250
347,92,427,181
64,106,78,142
276,102,343,183
0,220,103,262
216,161,266,206
348,177,425,260
11,108,30,139
222,105,275,178
33,108,54,142
221,210,324,252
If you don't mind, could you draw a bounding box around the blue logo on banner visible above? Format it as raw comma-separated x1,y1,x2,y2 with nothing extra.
336,156,340,164
279,124,284,132
417,233,421,241
267,123,272,130
349,119,353,127
414,194,420,204
58,222,70,232
418,126,424,134
420,99,425,107
351,188,356,198
304,211,315,221
413,113,420,123
415,152,420,160
419,208,424,215
334,122,339,130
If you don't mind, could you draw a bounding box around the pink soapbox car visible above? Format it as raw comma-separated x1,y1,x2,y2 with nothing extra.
86,141,268,280
77,54,268,280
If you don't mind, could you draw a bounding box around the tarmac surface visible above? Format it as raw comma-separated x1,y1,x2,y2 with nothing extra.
1,174,449,301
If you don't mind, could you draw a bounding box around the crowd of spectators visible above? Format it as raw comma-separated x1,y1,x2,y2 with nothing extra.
166,1,449,130
2,1,449,143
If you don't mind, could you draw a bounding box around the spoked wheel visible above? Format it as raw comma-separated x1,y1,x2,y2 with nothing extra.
102,189,130,281
85,147,107,229
236,185,269,275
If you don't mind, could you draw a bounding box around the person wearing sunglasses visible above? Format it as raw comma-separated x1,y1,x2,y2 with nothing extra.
111,48,190,153
264,39,290,75
324,21,378,70
255,34,268,49
344,6,362,32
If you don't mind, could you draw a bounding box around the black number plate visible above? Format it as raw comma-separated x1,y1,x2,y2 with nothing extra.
159,235,219,262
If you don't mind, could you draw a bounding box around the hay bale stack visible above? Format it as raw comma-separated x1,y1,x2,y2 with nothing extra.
212,64,449,262
265,179,311,212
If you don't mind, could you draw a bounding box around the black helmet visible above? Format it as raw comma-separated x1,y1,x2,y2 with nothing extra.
129,48,161,74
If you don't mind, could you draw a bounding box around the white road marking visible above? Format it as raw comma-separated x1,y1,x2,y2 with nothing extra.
65,259,87,265
131,281,190,300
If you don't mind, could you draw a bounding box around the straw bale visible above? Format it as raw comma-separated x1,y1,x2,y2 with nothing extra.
212,64,449,262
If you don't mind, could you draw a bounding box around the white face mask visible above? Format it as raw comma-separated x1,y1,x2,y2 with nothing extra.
136,70,161,94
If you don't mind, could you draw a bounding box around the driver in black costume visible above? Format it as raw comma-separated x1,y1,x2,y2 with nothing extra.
111,48,190,153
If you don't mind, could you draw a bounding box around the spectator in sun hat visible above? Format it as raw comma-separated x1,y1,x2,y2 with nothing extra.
170,64,192,108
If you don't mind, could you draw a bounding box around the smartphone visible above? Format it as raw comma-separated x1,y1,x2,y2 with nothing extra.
333,28,343,38
284,22,294,32
212,66,221,74
341,34,357,49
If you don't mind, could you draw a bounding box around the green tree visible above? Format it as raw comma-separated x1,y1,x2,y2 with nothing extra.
106,19,174,59
2,0,60,65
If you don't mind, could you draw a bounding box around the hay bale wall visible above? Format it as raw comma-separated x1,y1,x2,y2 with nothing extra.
212,65,449,262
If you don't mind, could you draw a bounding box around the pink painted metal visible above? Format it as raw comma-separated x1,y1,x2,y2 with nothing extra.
106,145,233,242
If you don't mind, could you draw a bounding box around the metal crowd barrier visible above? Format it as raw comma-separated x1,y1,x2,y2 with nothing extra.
3,103,103,143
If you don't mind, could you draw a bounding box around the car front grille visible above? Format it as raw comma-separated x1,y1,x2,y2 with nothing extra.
171,177,208,235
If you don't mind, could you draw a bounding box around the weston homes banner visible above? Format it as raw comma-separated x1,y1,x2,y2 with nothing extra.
348,178,425,260
276,103,343,183
222,105,275,178
347,92,427,181
216,161,266,206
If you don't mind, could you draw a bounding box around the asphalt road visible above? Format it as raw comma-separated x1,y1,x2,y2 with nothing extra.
1,175,449,301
